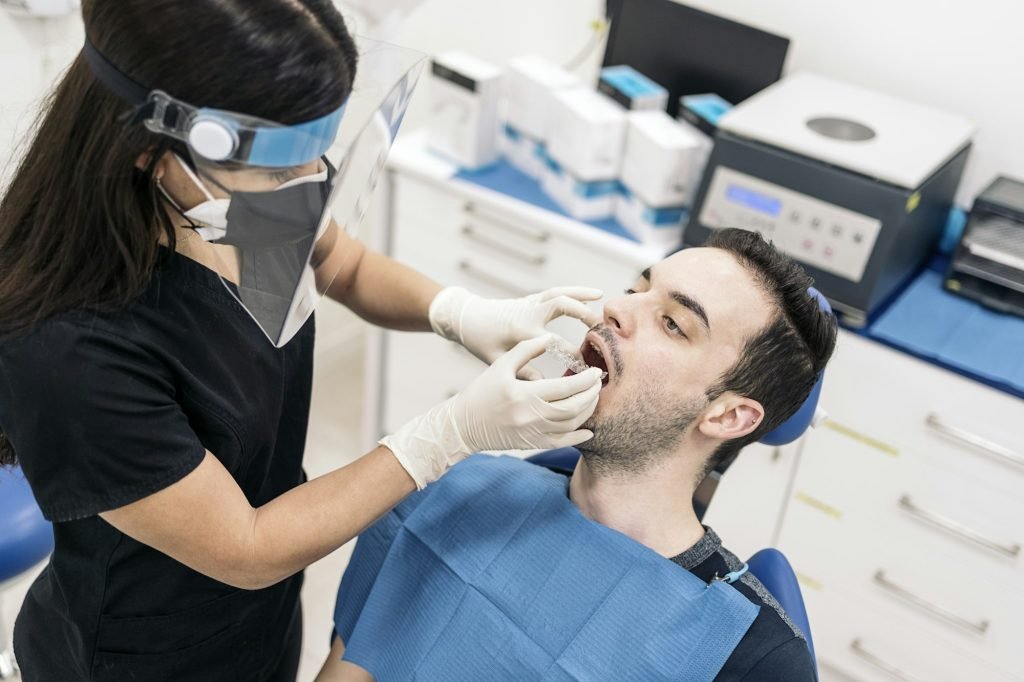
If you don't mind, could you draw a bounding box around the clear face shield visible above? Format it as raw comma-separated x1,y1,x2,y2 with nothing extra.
86,36,425,347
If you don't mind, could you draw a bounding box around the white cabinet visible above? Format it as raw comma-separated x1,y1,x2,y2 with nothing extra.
781,331,1024,682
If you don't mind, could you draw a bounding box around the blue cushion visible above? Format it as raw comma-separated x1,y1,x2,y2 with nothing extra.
0,467,54,582
747,548,816,667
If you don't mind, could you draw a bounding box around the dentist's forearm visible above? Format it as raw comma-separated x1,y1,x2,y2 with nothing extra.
327,244,442,332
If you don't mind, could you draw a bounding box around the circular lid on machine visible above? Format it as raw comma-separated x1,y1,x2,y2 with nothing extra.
719,72,975,190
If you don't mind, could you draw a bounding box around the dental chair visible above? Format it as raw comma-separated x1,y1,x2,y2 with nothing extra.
526,287,832,669
0,467,54,679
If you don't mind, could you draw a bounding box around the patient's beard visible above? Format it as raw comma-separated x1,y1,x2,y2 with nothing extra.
578,381,706,477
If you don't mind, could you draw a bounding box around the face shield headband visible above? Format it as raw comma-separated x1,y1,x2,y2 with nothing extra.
82,37,346,168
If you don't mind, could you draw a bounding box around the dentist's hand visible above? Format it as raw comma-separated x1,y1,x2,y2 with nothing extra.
429,286,603,379
380,335,602,489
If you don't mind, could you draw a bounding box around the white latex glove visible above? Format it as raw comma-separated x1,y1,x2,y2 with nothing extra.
429,286,603,381
380,334,603,489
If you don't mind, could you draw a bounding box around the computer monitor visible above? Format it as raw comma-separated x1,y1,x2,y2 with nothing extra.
603,0,790,116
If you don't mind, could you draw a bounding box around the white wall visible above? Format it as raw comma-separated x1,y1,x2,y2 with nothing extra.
1,0,1019,203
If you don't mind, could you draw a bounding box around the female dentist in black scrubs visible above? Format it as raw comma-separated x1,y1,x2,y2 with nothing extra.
0,2,604,680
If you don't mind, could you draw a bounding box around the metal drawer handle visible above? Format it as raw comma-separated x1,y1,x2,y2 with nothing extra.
850,639,922,682
925,413,1024,469
873,570,990,635
457,260,531,297
461,225,547,266
899,495,1021,559
464,201,551,243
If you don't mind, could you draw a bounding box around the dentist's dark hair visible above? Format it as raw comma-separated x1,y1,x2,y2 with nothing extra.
0,0,358,466
700,229,838,478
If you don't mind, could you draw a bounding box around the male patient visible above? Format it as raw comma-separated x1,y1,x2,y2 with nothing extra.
318,229,836,681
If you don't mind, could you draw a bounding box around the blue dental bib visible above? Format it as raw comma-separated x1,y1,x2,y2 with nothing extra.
334,455,758,681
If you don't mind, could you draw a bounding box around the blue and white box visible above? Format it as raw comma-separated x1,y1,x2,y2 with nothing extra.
621,110,706,208
541,157,619,221
501,56,580,178
545,88,627,182
615,186,688,249
598,65,669,112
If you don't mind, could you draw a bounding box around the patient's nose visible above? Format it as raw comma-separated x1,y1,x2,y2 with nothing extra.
603,295,633,337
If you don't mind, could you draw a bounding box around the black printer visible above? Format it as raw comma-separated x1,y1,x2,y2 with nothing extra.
945,176,1024,318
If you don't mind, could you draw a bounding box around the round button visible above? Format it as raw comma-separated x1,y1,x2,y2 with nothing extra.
188,119,238,161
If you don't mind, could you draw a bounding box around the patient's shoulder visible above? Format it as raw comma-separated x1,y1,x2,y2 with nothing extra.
671,532,816,680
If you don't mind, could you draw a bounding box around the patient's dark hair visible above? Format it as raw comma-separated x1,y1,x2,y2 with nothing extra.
701,229,838,476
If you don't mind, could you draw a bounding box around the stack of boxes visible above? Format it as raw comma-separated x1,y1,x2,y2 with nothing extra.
541,88,627,221
501,57,581,179
616,110,705,248
424,52,727,249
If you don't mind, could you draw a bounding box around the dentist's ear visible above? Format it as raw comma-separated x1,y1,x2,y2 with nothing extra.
698,396,765,441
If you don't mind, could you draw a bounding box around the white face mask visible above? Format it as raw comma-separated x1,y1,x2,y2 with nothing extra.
159,154,330,242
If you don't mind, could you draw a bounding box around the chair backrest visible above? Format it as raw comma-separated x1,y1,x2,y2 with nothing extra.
746,548,817,667
0,466,54,582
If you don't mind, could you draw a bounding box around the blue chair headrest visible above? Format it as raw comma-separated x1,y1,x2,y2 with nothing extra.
758,287,831,446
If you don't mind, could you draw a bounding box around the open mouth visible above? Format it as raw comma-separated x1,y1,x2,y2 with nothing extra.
581,337,611,387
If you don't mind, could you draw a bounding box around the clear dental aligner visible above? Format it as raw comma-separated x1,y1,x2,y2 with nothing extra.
546,340,608,381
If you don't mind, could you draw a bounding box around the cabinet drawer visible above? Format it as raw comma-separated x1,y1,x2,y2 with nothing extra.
793,425,1024,570
805,587,1018,682
820,333,1024,499
780,470,1022,674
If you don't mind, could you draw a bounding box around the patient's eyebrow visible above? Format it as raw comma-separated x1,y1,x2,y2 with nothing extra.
670,291,710,334
644,265,710,334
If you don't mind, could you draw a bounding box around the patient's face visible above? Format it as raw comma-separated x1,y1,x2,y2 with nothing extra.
576,247,774,473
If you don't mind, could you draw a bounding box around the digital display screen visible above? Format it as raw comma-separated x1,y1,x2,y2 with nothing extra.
726,184,782,217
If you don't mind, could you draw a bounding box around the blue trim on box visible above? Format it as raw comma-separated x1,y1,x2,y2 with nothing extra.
574,179,620,199
455,158,638,242
681,94,731,127
641,205,689,226
600,65,668,100
503,123,522,142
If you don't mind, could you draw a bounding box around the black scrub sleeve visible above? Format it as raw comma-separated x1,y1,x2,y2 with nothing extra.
0,320,206,522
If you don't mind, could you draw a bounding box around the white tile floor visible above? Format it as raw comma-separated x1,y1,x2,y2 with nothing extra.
0,324,371,682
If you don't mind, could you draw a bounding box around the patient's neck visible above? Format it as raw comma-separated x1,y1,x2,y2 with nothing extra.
569,455,705,559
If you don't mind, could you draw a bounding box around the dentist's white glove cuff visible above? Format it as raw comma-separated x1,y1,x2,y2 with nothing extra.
379,398,470,490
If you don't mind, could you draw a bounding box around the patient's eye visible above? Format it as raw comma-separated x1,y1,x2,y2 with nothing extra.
624,288,637,295
664,316,687,339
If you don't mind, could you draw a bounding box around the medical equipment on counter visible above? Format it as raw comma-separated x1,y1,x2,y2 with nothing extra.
426,52,502,170
598,65,668,112
335,455,758,680
501,56,581,179
945,176,1024,319
615,110,704,248
603,0,789,117
541,88,626,221
685,72,974,326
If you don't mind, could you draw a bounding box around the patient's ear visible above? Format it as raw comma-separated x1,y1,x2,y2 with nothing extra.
698,395,764,441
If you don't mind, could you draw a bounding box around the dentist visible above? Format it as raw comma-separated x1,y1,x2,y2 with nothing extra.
0,2,602,680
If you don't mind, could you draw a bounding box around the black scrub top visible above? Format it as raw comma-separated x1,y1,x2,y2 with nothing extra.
0,248,315,681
